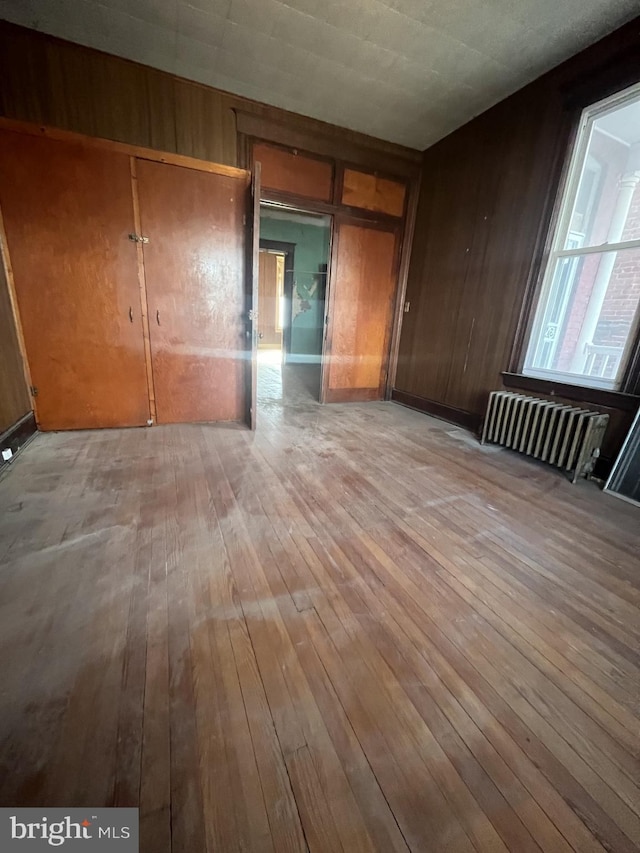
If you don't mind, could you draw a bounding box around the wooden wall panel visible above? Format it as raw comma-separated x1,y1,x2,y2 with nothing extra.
0,259,30,435
0,20,420,176
341,169,406,217
44,43,152,147
395,127,487,408
254,143,333,201
173,80,238,165
395,18,640,467
326,224,397,401
0,24,52,126
146,68,178,153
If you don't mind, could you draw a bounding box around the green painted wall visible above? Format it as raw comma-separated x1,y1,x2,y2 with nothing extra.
259,214,330,361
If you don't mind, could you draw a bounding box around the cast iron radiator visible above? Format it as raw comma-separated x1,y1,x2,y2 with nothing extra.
480,391,609,482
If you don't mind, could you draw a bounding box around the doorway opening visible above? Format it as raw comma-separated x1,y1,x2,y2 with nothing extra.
257,205,331,411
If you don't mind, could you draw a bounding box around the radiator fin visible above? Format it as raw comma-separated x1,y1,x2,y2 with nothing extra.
481,391,609,482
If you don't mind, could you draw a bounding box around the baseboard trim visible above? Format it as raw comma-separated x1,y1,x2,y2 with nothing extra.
391,389,482,433
0,411,37,470
325,387,382,403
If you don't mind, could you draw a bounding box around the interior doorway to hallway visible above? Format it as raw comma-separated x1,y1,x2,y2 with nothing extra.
257,205,331,412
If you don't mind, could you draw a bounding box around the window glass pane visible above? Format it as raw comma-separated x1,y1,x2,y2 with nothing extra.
564,94,640,250
525,247,640,389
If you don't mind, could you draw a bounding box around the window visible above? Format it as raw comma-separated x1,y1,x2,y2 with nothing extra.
523,82,640,391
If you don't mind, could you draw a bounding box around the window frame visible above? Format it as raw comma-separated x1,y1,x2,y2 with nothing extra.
513,80,640,400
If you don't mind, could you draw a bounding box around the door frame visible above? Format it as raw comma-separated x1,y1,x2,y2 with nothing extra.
259,202,334,402
259,238,295,363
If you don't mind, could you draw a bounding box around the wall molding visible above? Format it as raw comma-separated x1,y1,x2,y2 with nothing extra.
391,389,482,433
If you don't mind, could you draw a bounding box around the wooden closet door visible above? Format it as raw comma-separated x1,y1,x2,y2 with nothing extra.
0,131,149,430
323,222,398,402
136,159,247,424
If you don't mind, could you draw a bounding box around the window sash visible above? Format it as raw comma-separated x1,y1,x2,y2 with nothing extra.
555,237,640,258
550,82,640,256
525,245,640,391
523,81,640,392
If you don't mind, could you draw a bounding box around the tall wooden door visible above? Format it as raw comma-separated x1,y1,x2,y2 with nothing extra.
135,159,248,425
0,131,150,430
323,220,398,402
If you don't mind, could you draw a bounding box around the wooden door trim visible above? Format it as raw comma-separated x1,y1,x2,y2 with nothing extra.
129,156,157,425
319,217,335,404
249,162,261,429
235,110,422,178
321,217,340,403
0,204,35,424
260,187,405,224
381,226,404,397
386,172,421,399
0,117,250,183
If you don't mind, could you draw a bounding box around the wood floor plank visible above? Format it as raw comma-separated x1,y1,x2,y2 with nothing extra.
245,475,411,852
203,429,377,853
0,360,638,852
310,426,640,721
275,474,576,853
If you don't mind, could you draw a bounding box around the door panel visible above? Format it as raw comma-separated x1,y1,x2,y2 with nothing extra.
253,143,332,201
324,222,398,402
0,130,149,430
136,159,247,424
341,170,406,218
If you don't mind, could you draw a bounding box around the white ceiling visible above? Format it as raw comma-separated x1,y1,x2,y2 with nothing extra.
0,0,637,149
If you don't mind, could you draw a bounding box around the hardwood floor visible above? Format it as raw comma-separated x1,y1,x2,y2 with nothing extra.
0,364,638,852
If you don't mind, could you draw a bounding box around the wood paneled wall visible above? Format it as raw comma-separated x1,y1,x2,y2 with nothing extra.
0,259,30,434
0,21,419,176
394,17,640,467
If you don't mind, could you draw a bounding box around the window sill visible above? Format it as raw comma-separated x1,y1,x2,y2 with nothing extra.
501,373,639,412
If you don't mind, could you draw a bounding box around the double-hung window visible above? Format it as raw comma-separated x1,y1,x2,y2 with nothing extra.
523,82,640,391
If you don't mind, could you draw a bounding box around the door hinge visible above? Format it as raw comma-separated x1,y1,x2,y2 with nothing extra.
128,233,149,244
30,385,38,397
248,308,257,321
